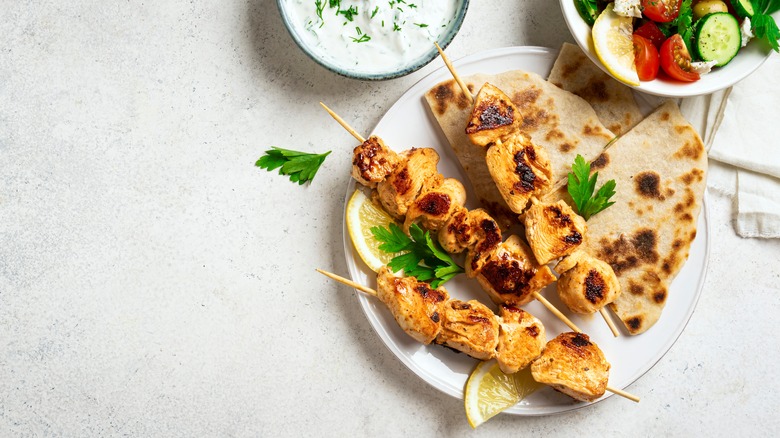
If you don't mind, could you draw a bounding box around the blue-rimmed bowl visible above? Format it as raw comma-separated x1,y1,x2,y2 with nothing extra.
277,0,470,80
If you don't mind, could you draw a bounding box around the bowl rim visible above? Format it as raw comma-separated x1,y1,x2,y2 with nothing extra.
558,0,778,97
276,0,470,81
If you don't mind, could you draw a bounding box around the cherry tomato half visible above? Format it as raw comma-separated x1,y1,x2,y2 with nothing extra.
659,34,700,82
641,0,683,22
633,34,660,81
634,21,666,49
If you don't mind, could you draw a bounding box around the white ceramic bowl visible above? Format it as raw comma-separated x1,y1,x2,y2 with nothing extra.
277,0,469,81
559,0,778,97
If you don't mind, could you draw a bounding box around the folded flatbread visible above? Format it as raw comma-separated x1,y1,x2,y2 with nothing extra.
548,43,643,136
554,101,707,335
425,71,614,227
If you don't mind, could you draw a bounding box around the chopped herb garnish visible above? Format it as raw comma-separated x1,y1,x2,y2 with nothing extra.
409,3,417,7
393,22,401,31
371,5,379,18
415,23,428,28
315,0,325,20
351,33,371,43
339,5,358,21
397,6,403,11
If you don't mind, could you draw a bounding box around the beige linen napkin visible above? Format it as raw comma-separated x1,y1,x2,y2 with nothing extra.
706,54,780,238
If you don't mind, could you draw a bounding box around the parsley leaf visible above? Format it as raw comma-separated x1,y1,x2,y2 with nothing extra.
371,223,464,288
256,147,331,185
677,0,694,55
567,155,617,220
751,0,780,52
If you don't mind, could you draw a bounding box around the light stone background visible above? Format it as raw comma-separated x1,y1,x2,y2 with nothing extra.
2,0,779,436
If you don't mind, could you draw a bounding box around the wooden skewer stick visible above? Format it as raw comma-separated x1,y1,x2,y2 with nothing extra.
316,268,639,403
599,308,620,337
435,42,474,104
316,268,376,297
531,292,582,333
320,102,365,143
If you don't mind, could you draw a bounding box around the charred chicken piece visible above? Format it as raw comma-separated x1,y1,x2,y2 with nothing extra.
471,235,556,306
404,178,467,233
485,134,553,214
465,83,521,147
351,136,400,188
435,299,499,361
439,208,502,256
555,251,621,315
495,305,546,374
376,266,449,345
377,148,442,219
522,200,587,265
530,332,611,402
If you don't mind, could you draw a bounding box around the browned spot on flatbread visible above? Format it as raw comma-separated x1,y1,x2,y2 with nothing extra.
560,142,574,152
673,140,704,160
628,281,644,296
560,59,584,80
626,316,642,332
597,228,660,275
545,129,565,141
608,123,622,134
582,124,605,137
660,112,671,121
576,79,609,103
591,153,609,170
653,290,667,304
635,171,664,199
521,109,550,130
680,168,705,185
513,88,541,108
430,80,471,116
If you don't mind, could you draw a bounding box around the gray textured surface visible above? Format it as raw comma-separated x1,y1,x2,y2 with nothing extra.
2,0,779,436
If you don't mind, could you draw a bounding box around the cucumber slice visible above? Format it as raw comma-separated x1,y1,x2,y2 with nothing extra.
730,0,754,17
695,12,742,66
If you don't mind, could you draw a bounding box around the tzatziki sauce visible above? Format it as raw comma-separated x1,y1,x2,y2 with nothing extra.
283,0,460,75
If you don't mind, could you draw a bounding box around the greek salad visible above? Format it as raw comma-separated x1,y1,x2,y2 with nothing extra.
576,0,780,82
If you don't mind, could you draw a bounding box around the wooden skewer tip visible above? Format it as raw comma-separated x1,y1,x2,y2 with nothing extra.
606,386,640,403
316,268,376,297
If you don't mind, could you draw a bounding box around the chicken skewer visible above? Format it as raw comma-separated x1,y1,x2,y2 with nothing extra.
434,45,621,336
320,102,582,333
316,268,639,402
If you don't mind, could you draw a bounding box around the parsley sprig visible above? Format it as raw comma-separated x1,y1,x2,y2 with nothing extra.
567,155,616,220
371,223,463,287
256,147,331,185
677,0,694,53
752,0,780,52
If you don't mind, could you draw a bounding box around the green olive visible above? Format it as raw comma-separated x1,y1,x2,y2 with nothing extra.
693,0,729,20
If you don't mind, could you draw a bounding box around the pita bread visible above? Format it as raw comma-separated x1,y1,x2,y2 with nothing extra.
548,43,643,136
425,71,614,227
553,101,707,335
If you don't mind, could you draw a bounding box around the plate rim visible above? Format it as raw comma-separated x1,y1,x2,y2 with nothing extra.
341,45,711,415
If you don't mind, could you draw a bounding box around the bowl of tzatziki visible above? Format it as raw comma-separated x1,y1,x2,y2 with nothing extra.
278,0,469,80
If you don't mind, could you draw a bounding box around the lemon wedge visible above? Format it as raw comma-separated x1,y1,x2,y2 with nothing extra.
591,3,640,86
345,188,402,272
464,360,542,428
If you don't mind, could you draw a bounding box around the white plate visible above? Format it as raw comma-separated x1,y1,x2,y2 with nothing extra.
342,46,710,415
558,0,779,97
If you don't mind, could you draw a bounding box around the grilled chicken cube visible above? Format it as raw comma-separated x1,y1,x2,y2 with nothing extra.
472,235,556,306
376,266,448,345
459,209,503,274
531,332,611,402
404,178,467,233
495,305,546,374
435,299,499,360
486,134,552,214
351,136,400,188
522,200,587,265
556,252,621,314
465,83,521,147
377,148,442,219
439,208,502,256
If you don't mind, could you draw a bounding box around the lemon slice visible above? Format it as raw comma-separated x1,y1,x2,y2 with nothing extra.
464,360,542,428
591,3,640,86
345,188,402,272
